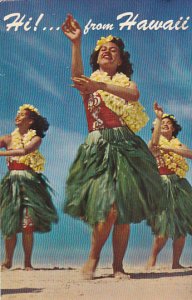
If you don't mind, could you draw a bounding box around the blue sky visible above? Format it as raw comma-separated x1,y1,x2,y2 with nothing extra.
0,0,192,267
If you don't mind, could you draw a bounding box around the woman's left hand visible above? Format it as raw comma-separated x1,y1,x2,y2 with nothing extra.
72,75,100,95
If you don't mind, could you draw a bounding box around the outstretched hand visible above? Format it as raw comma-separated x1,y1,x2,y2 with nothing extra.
72,75,100,95
154,101,164,119
61,14,82,43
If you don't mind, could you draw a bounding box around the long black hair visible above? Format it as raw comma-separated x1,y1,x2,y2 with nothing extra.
26,110,49,138
90,37,133,78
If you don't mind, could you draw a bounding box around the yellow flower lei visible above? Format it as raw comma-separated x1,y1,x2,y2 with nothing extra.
90,70,149,132
11,128,45,172
159,135,189,178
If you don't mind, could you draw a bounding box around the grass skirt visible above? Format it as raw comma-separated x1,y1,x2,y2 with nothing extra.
150,174,192,239
64,127,165,226
0,170,58,237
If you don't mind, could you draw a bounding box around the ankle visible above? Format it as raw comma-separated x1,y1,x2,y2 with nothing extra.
83,258,99,271
113,262,124,273
147,256,156,267
172,263,184,269
24,259,32,267
82,258,99,280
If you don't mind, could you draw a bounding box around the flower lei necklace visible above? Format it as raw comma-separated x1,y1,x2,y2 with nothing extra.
11,128,45,172
159,135,189,178
90,70,149,132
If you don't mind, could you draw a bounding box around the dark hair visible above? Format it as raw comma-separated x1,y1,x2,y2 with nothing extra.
90,37,133,78
26,110,49,138
151,114,182,137
162,115,182,137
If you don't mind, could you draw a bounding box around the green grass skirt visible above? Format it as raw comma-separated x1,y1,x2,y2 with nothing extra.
150,174,192,239
0,170,58,237
64,127,165,226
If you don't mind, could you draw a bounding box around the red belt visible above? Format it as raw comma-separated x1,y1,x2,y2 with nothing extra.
8,161,32,171
159,167,175,175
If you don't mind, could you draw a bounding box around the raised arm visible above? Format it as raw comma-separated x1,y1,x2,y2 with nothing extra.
61,14,84,78
0,136,42,157
148,102,163,151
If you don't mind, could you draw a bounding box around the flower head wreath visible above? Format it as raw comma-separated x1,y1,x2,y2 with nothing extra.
152,113,176,127
162,113,176,120
18,104,40,115
95,35,119,51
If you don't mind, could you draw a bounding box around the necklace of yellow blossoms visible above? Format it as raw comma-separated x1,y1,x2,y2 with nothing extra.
11,128,45,173
159,135,189,178
90,70,149,132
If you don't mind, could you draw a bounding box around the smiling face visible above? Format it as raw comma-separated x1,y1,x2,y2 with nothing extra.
161,118,175,138
15,109,33,129
97,42,122,74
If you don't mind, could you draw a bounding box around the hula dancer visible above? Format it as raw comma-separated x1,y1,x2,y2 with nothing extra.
0,104,58,270
62,14,164,279
147,102,192,269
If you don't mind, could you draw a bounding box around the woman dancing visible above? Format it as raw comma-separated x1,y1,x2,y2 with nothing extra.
0,104,58,270
147,102,192,269
62,14,164,279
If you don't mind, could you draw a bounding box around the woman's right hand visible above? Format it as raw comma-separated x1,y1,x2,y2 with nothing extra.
61,14,82,43
154,101,164,119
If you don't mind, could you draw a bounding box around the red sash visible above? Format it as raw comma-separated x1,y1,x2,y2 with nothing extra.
8,161,32,171
159,167,175,175
84,93,122,132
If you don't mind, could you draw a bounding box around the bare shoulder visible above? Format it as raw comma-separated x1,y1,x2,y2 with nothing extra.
129,80,139,96
32,135,42,141
129,80,138,88
30,135,42,147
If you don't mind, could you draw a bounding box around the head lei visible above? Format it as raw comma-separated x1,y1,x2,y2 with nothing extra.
95,35,119,51
18,104,40,115
162,113,176,120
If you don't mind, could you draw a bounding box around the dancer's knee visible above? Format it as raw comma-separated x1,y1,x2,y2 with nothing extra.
107,204,118,223
155,235,167,246
22,208,34,233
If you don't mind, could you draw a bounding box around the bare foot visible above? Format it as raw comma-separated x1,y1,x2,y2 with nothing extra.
114,271,130,279
25,264,34,271
1,262,12,271
82,258,98,280
82,271,94,280
113,265,130,279
172,264,186,269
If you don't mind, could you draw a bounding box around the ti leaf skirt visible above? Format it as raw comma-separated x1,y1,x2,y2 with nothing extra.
150,174,192,239
0,170,58,237
64,127,165,226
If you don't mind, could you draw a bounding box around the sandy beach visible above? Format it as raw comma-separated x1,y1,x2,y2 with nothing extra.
1,265,192,300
